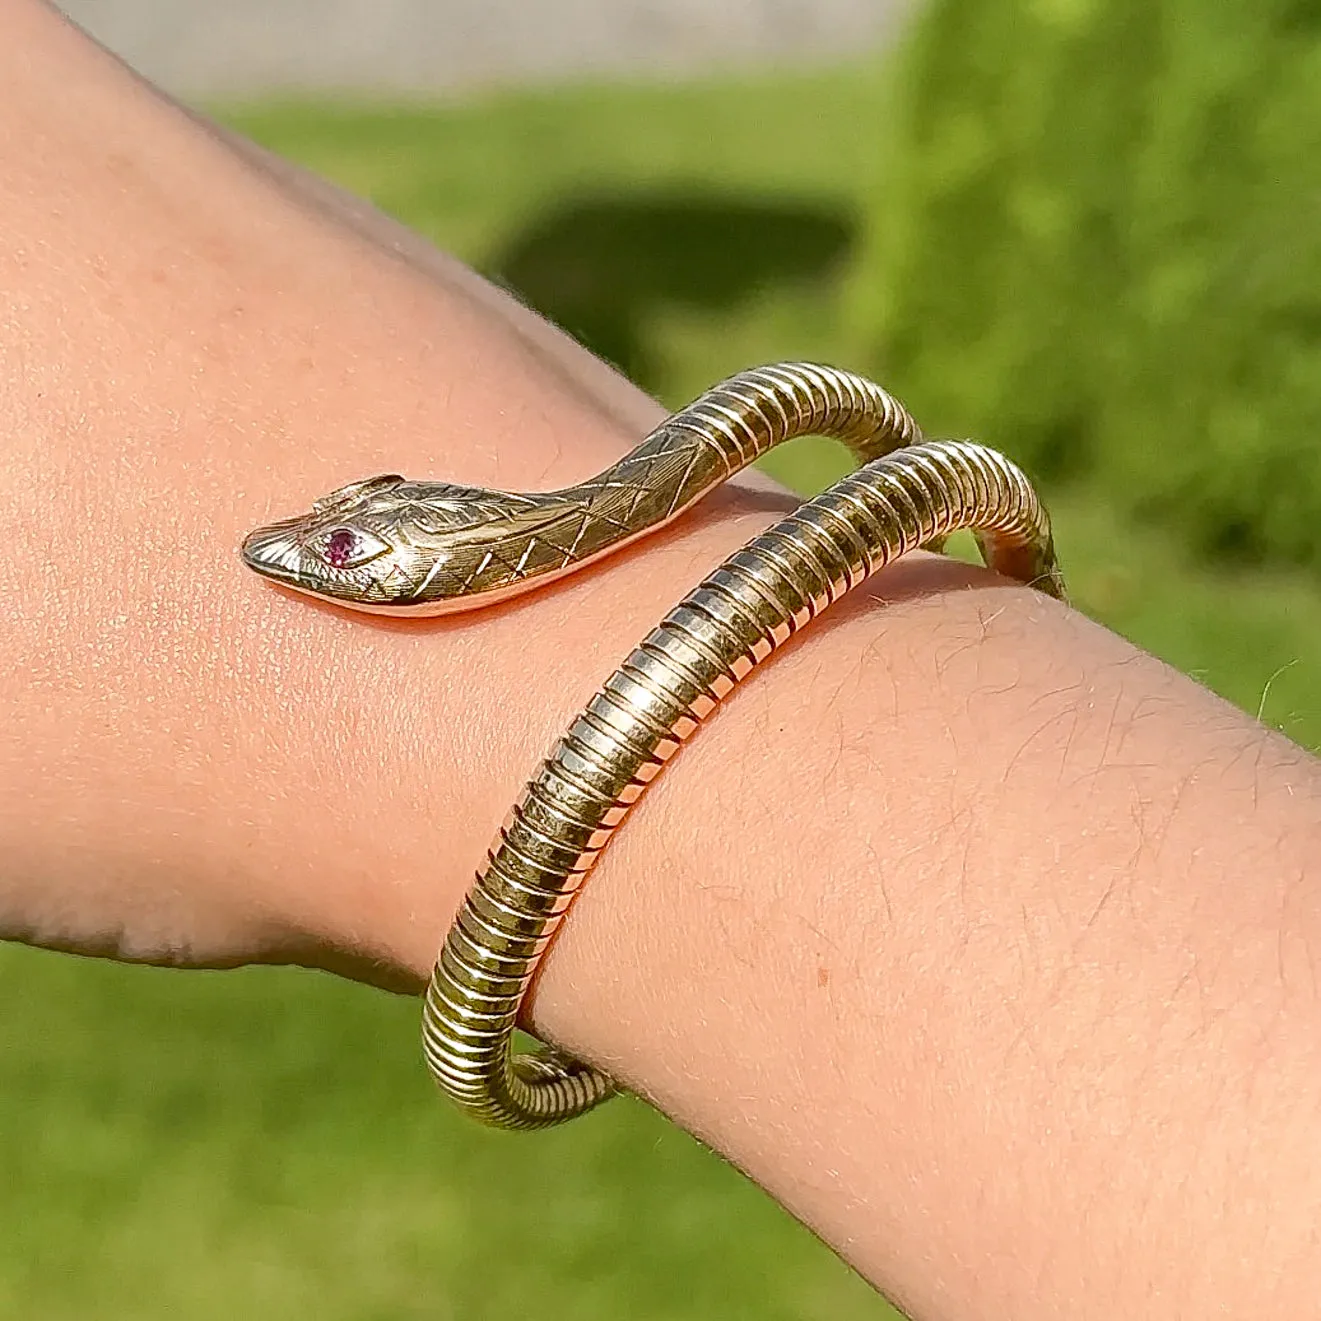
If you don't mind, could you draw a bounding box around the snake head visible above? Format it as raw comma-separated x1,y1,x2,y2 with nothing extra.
241,473,572,615
241,473,416,609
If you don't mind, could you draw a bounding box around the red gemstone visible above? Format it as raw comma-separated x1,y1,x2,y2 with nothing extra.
325,528,357,568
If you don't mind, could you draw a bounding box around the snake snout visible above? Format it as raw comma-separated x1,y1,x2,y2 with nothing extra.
240,520,309,586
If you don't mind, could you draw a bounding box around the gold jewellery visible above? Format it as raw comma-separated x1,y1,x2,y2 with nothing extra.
242,362,1066,1129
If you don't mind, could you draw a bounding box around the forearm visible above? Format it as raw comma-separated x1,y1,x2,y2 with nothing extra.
4,3,1321,1317
544,591,1321,1317
0,0,792,977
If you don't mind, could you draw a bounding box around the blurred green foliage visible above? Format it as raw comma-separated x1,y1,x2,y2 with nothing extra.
868,0,1321,566
5,26,1321,1321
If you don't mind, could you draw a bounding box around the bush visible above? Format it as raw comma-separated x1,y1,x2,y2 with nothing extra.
868,0,1321,565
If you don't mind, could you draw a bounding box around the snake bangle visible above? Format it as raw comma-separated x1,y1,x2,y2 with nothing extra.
242,362,1066,1129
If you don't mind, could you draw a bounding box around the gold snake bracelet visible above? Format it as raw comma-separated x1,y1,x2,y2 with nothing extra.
242,362,1066,1129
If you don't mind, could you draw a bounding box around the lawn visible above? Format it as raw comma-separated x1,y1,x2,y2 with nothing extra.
2,69,1318,1321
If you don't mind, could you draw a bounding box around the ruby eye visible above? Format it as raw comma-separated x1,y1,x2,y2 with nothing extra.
326,528,357,568
319,526,389,569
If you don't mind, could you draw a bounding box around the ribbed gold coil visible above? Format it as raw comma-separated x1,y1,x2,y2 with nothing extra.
423,370,1065,1130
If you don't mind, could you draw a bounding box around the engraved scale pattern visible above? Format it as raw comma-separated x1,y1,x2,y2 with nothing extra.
240,364,926,614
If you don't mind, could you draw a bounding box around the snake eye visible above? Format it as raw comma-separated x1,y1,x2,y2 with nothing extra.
318,526,391,570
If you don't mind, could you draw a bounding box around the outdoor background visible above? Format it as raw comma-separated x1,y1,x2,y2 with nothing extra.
4,1,1321,1318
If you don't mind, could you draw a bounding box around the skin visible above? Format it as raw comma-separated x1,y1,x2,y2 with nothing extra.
4,0,1321,1316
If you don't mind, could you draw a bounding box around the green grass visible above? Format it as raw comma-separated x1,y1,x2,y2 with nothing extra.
228,79,888,399
2,70,1320,1321
0,951,885,1320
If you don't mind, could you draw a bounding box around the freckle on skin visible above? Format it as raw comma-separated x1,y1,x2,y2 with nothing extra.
818,966,830,988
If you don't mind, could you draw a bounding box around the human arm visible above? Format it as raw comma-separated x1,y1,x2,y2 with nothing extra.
5,2,1321,1316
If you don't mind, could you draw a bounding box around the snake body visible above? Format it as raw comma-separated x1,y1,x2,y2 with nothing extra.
243,362,1065,1129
